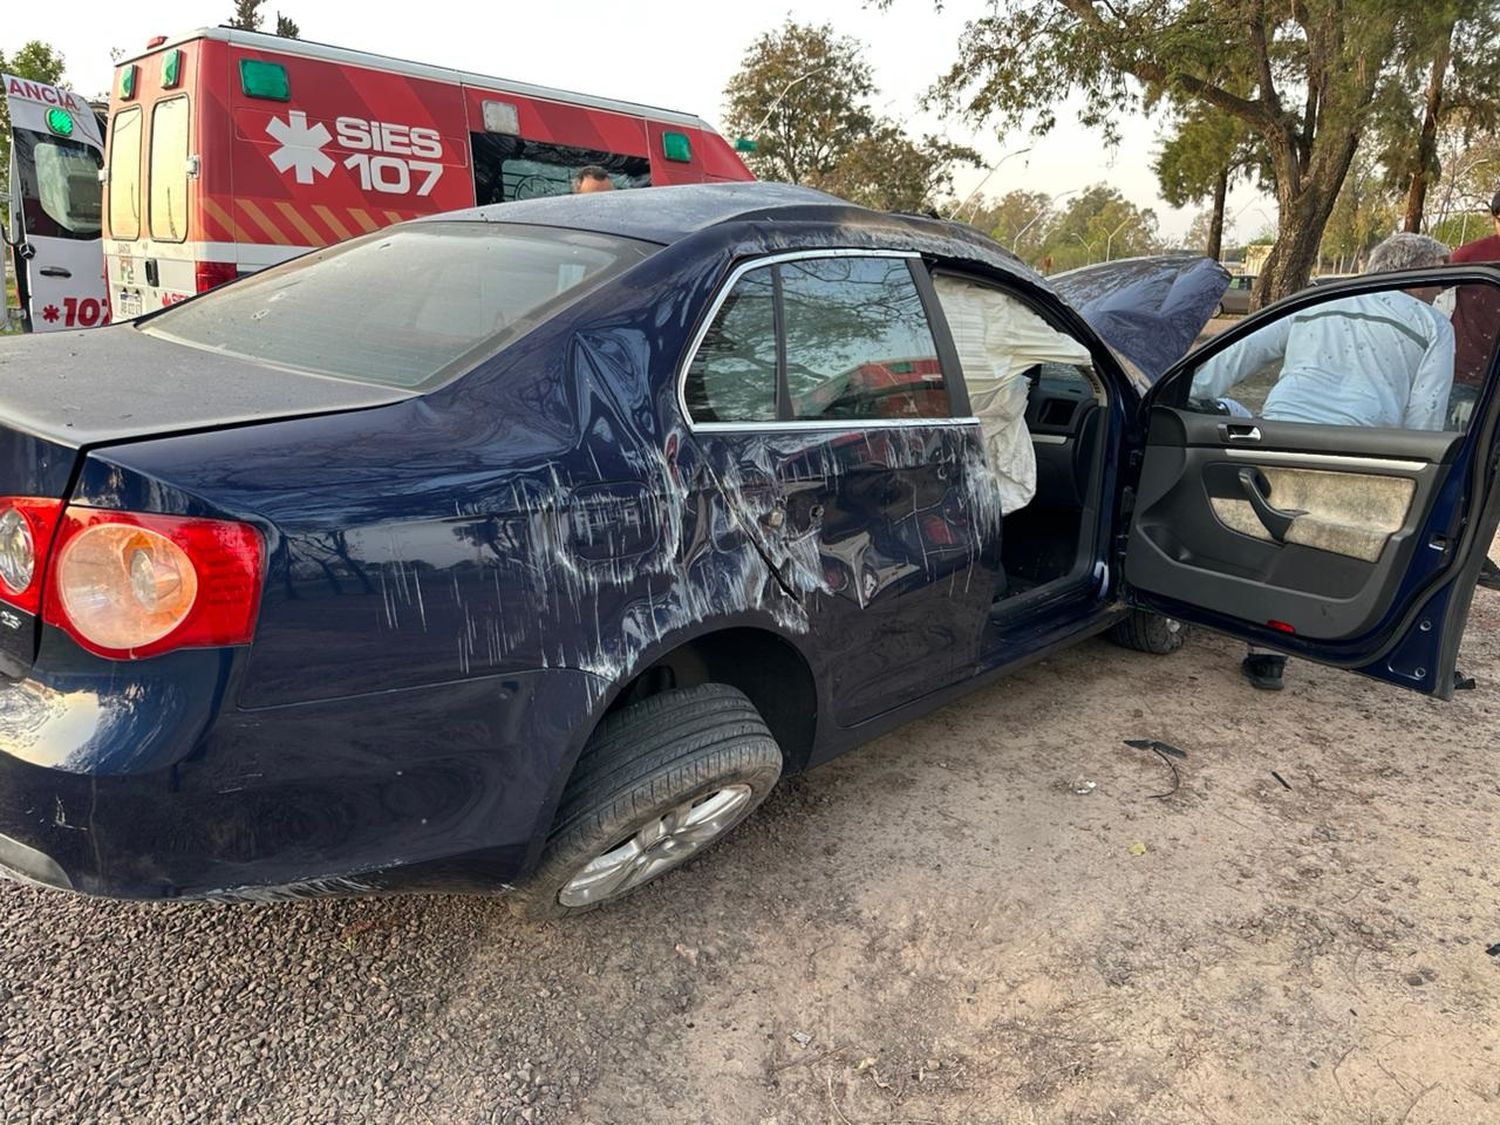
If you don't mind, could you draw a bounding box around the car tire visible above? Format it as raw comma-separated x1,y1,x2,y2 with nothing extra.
1214,302,1225,318
1106,610,1187,655
509,683,783,920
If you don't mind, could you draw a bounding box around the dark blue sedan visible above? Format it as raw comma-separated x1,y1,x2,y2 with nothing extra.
0,183,1496,915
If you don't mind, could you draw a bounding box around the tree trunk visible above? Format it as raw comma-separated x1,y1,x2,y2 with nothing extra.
1403,42,1452,233
1254,129,1359,306
1207,167,1228,261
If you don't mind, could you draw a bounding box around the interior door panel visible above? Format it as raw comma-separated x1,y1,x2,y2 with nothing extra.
1127,408,1461,640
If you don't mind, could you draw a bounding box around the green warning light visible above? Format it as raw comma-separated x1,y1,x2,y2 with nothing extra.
45,107,74,137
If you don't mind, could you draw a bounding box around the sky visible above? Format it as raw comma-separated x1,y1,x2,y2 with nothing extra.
3,0,1276,243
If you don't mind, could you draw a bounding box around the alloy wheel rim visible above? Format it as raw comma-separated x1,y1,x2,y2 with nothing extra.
557,784,755,907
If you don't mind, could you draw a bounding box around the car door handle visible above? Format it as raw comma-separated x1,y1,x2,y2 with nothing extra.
1220,423,1261,442
1237,468,1304,541
38,266,71,278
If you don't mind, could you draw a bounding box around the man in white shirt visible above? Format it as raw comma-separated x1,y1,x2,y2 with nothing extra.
1191,233,1455,432
1190,232,1454,690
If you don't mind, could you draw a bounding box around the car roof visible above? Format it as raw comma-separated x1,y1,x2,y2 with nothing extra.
432,182,1035,273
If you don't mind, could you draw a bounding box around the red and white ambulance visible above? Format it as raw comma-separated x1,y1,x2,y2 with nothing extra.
4,75,109,332
103,27,754,317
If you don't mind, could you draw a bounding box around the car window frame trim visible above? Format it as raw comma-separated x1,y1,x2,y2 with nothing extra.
678,248,981,433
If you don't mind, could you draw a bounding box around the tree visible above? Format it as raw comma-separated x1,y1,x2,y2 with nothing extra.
813,125,979,214
1318,149,1398,274
965,189,1052,260
1374,2,1500,232
0,41,67,206
1154,103,1263,261
227,1,300,38
724,22,878,187
1039,184,1160,271
909,1,1424,303
1182,209,1216,254
724,20,978,212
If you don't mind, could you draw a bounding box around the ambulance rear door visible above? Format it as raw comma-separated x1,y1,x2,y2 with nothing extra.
3,74,107,332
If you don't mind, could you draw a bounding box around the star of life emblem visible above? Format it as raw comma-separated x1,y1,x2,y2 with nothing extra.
266,110,335,184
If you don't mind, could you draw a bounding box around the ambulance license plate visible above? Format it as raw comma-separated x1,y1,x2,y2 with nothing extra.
116,291,143,319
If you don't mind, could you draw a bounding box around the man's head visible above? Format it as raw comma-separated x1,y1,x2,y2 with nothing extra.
572,166,614,194
1366,232,1450,275
1491,190,1500,235
1365,232,1450,303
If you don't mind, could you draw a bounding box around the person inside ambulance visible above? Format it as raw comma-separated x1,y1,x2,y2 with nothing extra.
933,276,1096,594
572,165,615,194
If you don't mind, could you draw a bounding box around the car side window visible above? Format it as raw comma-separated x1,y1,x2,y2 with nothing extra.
779,256,949,421
683,266,777,424
1172,280,1500,433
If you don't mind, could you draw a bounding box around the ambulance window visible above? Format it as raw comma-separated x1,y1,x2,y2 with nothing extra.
109,108,143,240
11,130,103,241
149,97,190,242
470,135,650,203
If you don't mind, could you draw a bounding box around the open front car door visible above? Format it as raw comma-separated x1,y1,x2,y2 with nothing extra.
1123,266,1500,698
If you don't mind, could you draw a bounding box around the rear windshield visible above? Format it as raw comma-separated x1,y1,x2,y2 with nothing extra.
141,222,656,388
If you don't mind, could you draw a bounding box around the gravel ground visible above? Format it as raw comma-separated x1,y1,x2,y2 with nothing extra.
3,567,1498,1123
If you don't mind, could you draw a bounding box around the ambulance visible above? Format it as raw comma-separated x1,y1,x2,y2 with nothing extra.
3,75,108,332
103,27,754,317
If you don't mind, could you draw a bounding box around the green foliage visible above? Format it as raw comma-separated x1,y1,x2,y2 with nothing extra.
1372,1,1500,228
228,1,300,38
1430,211,1497,250
724,20,979,212
964,189,1052,259
1038,185,1161,270
0,40,68,217
1318,151,1400,272
900,0,1427,298
228,0,264,30
958,184,1161,270
1154,102,1267,213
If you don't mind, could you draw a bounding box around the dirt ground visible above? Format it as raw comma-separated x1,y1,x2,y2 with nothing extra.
3,562,1498,1123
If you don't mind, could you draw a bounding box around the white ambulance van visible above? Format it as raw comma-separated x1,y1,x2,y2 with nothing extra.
3,75,108,332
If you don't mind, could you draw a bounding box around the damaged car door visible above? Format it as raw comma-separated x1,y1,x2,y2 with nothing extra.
681,250,999,725
1123,266,1500,698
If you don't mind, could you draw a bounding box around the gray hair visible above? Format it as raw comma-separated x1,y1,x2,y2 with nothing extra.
1366,232,1450,275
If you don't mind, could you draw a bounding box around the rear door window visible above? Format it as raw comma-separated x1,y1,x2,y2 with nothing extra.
108,107,143,240
780,256,950,421
683,266,777,423
11,129,103,240
149,97,190,242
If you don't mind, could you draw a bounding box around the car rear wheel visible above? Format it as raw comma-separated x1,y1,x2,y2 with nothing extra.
1106,610,1187,655
509,683,782,920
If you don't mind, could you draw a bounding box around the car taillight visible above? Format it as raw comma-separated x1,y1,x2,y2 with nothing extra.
40,507,264,659
0,498,65,614
195,260,239,293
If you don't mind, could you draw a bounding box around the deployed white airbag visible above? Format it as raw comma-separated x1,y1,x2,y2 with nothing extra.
934,278,1094,513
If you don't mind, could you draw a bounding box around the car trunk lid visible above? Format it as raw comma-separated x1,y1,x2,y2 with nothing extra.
0,325,412,672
